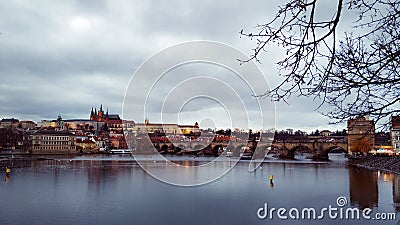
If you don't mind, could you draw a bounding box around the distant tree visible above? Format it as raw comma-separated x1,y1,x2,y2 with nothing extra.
375,131,390,145
216,129,226,135
332,130,344,136
242,0,400,128
64,123,70,130
0,128,21,149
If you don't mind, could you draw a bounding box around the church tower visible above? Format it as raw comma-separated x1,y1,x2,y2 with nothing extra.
90,105,110,122
90,107,96,121
55,114,65,131
98,104,104,122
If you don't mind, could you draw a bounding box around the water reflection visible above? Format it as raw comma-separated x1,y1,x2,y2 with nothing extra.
374,170,400,213
394,175,400,211
0,155,399,225
349,168,378,209
4,174,10,183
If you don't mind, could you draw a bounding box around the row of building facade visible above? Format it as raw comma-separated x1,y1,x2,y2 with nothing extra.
0,105,200,153
347,115,400,155
2,108,400,154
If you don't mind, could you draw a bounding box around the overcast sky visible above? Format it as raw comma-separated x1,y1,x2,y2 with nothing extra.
0,0,352,132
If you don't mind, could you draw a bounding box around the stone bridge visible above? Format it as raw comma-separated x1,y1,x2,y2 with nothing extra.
271,141,348,160
152,140,265,156
151,139,347,160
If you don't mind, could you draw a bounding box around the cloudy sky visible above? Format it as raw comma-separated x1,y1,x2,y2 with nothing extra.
0,0,350,132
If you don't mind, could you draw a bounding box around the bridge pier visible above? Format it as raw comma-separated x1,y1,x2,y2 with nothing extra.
311,149,329,161
277,148,295,159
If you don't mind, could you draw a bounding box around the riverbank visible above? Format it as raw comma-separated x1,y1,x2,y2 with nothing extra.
348,155,400,175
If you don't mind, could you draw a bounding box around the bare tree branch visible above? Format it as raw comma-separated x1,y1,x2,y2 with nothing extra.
241,0,400,129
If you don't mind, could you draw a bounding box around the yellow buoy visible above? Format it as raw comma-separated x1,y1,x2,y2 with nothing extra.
5,167,11,174
269,174,274,188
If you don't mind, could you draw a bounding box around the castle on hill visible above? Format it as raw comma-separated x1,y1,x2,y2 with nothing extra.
90,105,120,122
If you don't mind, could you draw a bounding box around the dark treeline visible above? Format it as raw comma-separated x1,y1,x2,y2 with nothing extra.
274,129,348,142
0,128,23,149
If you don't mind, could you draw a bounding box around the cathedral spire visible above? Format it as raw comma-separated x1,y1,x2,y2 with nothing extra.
90,107,95,120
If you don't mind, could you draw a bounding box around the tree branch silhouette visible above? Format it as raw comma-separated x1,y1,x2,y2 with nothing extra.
241,0,400,129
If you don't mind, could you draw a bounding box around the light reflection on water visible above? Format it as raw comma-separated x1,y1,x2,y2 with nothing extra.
0,154,398,225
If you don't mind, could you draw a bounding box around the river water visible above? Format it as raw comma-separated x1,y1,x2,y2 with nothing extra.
0,154,399,225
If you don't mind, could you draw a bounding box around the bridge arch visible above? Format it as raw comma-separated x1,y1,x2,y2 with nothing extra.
193,144,205,151
160,144,169,154
325,146,347,153
290,145,312,153
257,145,271,154
175,144,185,152
235,145,245,152
212,145,223,156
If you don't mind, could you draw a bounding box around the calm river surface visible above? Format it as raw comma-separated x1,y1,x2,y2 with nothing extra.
0,154,399,225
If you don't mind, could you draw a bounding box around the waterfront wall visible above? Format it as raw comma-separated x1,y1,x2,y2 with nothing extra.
349,155,400,175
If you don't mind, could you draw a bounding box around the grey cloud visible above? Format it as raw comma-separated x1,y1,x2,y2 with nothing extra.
0,0,351,131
